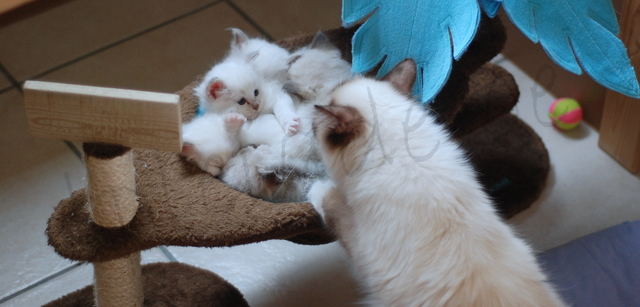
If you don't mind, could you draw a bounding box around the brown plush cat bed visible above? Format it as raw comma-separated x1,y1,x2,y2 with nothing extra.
45,14,549,305
44,263,249,307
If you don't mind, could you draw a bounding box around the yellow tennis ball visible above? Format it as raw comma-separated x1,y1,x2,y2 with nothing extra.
548,98,582,130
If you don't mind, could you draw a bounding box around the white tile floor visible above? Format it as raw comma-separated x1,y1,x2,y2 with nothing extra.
1,2,639,306
501,59,640,252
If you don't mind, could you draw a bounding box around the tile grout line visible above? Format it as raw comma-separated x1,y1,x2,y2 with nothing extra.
492,54,508,65
0,86,13,95
0,262,85,305
0,62,23,94
63,140,83,161
224,0,274,41
159,246,179,262
25,0,224,83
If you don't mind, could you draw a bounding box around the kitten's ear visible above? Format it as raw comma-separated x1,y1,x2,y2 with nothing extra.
287,54,302,66
314,105,362,135
228,28,249,49
207,80,227,100
380,59,417,96
309,31,336,51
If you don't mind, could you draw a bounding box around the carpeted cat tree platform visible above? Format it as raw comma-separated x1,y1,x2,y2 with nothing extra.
35,14,549,306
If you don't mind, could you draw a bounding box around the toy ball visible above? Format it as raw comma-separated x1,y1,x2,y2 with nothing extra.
548,98,582,130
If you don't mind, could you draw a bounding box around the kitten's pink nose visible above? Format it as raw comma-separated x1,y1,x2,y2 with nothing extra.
250,102,259,110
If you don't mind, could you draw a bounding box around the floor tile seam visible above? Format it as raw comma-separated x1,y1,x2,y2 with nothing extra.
224,0,275,41
159,246,179,262
493,56,508,65
63,140,82,161
0,262,85,305
0,62,23,94
19,0,224,83
0,86,13,95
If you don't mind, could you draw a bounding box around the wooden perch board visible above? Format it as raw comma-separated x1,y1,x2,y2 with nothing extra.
24,81,182,152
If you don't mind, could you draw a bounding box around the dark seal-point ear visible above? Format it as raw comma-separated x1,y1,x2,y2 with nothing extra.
309,31,337,50
314,105,365,148
380,59,417,96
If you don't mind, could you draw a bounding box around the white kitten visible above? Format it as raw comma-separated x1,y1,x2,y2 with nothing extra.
239,112,316,162
219,32,355,201
194,54,263,120
311,59,566,306
239,32,352,165
180,105,321,201
219,109,325,202
221,145,326,202
181,112,246,176
228,28,301,134
286,31,352,106
194,28,300,134
228,28,290,82
263,31,354,162
188,31,355,200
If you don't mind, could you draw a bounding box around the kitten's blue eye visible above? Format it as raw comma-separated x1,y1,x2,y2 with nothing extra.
238,98,246,105
254,89,259,97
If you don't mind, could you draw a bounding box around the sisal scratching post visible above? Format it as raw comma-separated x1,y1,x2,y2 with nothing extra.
84,143,138,227
93,252,143,307
84,143,142,306
24,80,182,306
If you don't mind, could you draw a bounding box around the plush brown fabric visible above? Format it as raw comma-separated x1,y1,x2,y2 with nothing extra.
459,114,550,219
82,143,131,159
43,262,249,307
47,80,333,263
449,62,520,139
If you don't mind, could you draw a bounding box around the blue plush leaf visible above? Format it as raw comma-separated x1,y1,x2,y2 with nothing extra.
342,0,480,103
479,0,502,18
503,0,639,98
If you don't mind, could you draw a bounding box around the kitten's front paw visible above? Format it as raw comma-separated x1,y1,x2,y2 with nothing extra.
181,143,198,161
285,117,301,135
203,158,223,177
224,112,247,133
307,179,336,219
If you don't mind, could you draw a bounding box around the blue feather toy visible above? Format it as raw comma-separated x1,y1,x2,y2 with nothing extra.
344,0,640,103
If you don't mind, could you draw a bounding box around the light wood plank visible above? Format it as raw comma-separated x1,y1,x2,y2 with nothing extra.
598,0,640,173
0,0,35,15
24,81,182,152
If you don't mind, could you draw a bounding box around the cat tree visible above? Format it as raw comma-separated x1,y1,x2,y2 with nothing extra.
26,16,551,306
24,81,182,306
